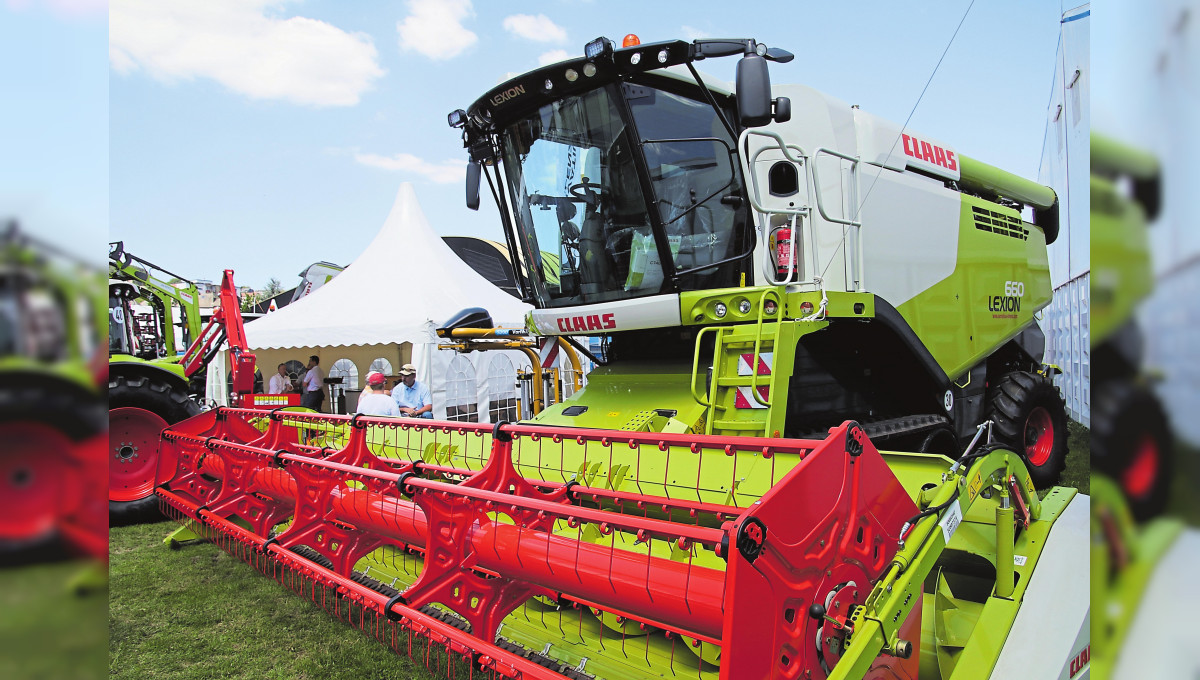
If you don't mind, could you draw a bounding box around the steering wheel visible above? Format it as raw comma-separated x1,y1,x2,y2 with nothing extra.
568,181,603,200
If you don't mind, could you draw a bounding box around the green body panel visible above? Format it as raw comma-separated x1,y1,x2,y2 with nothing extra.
1090,174,1153,345
896,195,1052,379
1089,475,1181,678
528,290,874,436
0,356,98,394
109,354,188,381
529,360,706,432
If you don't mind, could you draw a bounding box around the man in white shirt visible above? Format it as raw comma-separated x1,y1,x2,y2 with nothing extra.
268,363,292,395
356,371,400,417
301,355,325,411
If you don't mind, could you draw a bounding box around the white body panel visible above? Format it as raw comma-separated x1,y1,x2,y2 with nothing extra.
744,83,963,304
991,494,1090,680
1112,528,1200,679
529,294,682,336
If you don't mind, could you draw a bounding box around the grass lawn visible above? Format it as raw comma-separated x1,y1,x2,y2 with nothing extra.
0,560,107,680
109,520,440,680
1062,420,1090,495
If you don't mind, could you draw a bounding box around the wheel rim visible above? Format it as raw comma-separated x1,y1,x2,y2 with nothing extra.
109,407,168,502
1122,434,1160,501
0,422,71,542
1024,406,1055,468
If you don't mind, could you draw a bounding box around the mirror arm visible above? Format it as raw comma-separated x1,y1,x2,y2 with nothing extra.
686,62,738,140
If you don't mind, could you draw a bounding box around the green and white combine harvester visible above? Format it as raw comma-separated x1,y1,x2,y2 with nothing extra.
157,37,1088,679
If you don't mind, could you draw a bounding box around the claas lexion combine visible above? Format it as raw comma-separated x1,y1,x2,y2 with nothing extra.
156,37,1087,679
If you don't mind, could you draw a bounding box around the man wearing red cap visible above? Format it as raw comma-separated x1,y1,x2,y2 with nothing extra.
356,371,400,417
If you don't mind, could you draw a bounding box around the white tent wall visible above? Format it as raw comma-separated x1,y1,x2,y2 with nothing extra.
420,341,533,422
242,182,533,419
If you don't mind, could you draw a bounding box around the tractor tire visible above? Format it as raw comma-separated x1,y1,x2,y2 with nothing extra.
988,371,1068,488
109,373,200,526
0,381,106,565
1092,380,1172,522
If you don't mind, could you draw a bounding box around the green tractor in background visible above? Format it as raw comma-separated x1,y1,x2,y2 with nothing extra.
0,222,107,564
108,242,203,523
108,243,262,524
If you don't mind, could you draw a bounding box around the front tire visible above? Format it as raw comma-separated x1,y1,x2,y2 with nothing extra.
109,373,200,525
989,371,1069,488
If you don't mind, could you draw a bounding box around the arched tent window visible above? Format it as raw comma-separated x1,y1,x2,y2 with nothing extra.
487,355,518,422
328,358,359,415
445,355,478,422
370,357,393,376
329,358,359,390
284,359,306,389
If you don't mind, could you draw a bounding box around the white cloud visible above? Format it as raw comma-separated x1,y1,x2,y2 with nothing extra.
537,49,571,66
397,0,477,60
502,14,567,44
110,0,384,108
681,25,710,41
354,152,465,184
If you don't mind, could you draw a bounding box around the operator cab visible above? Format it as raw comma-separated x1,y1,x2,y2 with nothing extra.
452,37,792,312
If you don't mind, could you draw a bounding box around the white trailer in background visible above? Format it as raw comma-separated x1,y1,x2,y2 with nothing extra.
1037,4,1090,427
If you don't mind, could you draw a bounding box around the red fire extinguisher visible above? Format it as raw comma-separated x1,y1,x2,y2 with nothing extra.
773,226,795,278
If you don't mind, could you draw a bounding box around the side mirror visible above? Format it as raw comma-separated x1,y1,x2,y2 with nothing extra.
773,97,791,124
466,161,481,211
735,52,773,127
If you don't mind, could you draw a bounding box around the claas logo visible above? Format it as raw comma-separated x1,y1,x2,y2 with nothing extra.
556,313,616,332
902,133,958,172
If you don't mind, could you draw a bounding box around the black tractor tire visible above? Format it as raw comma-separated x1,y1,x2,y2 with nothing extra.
988,371,1069,488
1092,380,1172,522
109,373,200,526
0,380,106,565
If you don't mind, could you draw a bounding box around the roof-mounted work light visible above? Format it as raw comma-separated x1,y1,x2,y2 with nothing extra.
447,109,467,128
584,36,613,60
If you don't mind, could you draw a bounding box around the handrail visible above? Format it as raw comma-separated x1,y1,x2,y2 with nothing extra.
748,288,781,411
737,128,809,287
689,326,720,411
809,147,863,227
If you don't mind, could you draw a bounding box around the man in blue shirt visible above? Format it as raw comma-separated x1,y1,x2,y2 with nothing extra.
392,363,432,418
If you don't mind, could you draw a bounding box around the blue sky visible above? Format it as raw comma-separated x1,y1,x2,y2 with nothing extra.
1,0,107,265
8,1,1065,287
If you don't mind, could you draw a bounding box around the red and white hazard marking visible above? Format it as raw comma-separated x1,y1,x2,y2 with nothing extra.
538,337,560,368
737,352,773,376
734,385,770,409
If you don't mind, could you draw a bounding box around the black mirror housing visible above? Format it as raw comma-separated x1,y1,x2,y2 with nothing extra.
773,97,791,123
736,53,773,127
466,161,481,211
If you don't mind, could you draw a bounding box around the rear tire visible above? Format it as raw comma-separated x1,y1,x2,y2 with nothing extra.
109,373,200,526
988,371,1068,488
0,381,105,565
1092,381,1172,522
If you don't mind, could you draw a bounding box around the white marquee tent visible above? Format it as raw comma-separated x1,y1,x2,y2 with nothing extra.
238,183,534,421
